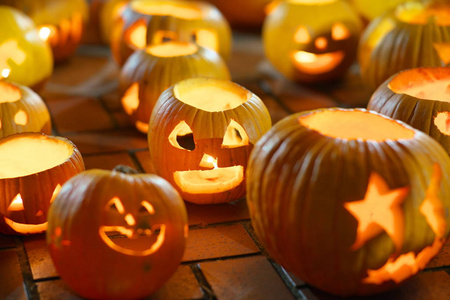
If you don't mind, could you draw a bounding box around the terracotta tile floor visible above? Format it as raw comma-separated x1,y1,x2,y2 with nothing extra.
1,31,449,300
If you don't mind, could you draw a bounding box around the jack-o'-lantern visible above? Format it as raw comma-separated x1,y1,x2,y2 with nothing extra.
368,67,450,155
148,78,271,204
120,41,230,133
0,6,53,91
111,0,232,66
0,80,51,138
359,0,450,89
0,0,89,63
263,0,362,83
247,108,450,296
98,0,130,44
47,166,188,299
0,132,84,235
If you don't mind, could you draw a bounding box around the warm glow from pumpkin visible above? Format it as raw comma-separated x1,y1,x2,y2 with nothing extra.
131,1,202,20
294,26,311,44
1,69,10,78
299,110,415,141
292,51,345,75
199,154,218,168
127,20,147,49
194,29,218,52
169,121,194,150
50,184,62,203
332,22,350,40
174,78,250,112
122,83,140,115
0,135,74,179
8,194,24,211
396,1,450,26
38,26,52,41
146,42,198,57
3,218,48,234
287,0,337,4
0,81,21,103
433,42,450,64
314,37,328,50
434,112,450,135
0,40,26,72
222,119,249,147
14,110,28,126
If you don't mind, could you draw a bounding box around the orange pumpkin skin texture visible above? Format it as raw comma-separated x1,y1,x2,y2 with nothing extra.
247,108,450,296
0,80,51,138
120,42,230,133
47,168,188,300
359,0,450,90
148,78,271,204
368,67,450,155
263,0,362,83
0,132,85,235
111,0,232,66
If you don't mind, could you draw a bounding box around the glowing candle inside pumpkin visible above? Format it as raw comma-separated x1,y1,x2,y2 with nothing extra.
0,81,21,103
1,68,10,78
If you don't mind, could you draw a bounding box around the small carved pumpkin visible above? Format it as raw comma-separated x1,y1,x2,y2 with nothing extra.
111,0,232,66
47,166,188,299
359,0,450,89
120,41,230,133
0,80,51,138
148,77,271,204
0,6,53,90
247,108,450,296
0,132,84,235
263,0,362,83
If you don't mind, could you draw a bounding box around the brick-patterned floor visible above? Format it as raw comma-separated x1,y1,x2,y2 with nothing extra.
1,31,449,300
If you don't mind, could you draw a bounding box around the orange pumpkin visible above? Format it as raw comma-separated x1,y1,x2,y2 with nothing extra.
47,166,188,299
247,108,450,296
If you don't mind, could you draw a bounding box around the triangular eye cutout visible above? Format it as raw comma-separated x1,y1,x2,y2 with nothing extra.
294,25,311,44
8,194,24,211
106,197,125,214
332,22,350,40
169,121,195,151
126,19,147,49
140,201,155,215
222,119,249,148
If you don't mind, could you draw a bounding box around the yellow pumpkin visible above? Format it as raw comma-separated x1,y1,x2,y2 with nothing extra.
111,0,232,66
350,0,410,21
0,6,53,90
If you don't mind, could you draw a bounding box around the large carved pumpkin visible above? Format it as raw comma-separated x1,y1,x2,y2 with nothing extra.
148,77,271,204
263,0,362,83
47,167,188,299
247,108,450,296
120,41,230,133
359,0,450,89
0,132,84,235
111,0,232,66
0,6,53,91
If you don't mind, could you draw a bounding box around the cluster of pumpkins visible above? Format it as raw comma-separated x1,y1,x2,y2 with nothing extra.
0,0,450,299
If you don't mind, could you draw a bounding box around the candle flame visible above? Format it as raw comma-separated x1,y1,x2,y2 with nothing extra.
207,156,218,169
1,68,10,78
39,27,52,41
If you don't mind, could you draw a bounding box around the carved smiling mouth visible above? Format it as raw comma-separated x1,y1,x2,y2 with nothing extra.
292,50,345,74
173,165,244,194
3,217,47,234
99,224,166,256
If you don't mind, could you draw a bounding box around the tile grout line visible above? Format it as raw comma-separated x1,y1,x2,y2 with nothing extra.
14,237,39,300
189,263,217,300
258,78,295,115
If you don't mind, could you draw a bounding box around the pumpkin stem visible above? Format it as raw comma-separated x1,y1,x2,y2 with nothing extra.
113,165,139,174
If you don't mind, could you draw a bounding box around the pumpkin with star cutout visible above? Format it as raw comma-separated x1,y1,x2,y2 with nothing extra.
359,0,450,89
120,41,230,133
263,0,362,83
247,108,450,296
148,78,271,204
47,166,188,300
368,67,450,155
0,80,51,138
0,6,53,90
111,0,232,66
0,132,84,235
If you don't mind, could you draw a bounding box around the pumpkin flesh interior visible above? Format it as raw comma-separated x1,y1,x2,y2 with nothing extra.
0,135,73,179
146,42,198,57
131,1,202,20
299,110,415,141
174,78,250,112
0,81,21,103
396,1,450,26
287,0,337,5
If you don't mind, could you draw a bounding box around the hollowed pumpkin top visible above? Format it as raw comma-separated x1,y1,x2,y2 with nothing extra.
396,1,450,25
146,42,198,57
131,0,202,19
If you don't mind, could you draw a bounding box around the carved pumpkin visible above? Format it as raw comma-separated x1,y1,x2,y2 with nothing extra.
368,67,450,155
148,77,271,204
247,108,450,296
120,41,230,133
0,6,53,91
47,166,188,299
111,0,232,66
263,0,362,83
0,80,51,138
99,0,130,44
0,0,88,63
359,0,450,89
0,132,84,235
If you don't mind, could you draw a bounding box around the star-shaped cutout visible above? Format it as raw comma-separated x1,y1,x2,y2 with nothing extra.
344,172,409,251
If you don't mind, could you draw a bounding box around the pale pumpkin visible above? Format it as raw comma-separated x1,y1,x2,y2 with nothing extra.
359,0,450,89
0,132,84,235
0,6,53,90
0,80,51,138
263,0,362,83
120,41,230,133
47,167,188,299
0,0,89,62
247,108,450,296
111,0,232,66
148,77,271,204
